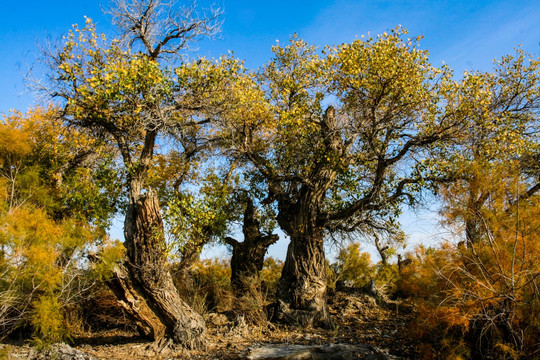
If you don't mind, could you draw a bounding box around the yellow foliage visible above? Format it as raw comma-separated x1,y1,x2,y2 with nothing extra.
0,107,116,343
192,258,231,288
398,194,540,358
90,239,125,281
31,295,66,346
2,207,63,290
259,257,283,296
188,258,232,312
332,243,375,288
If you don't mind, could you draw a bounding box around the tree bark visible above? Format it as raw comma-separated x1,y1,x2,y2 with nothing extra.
374,235,389,266
105,262,166,339
122,191,206,348
464,186,488,247
272,107,340,328
175,238,205,280
225,199,278,294
274,222,333,328
273,192,334,328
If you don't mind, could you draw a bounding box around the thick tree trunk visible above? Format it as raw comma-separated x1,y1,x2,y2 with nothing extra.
272,107,340,328
105,262,166,339
275,227,333,328
225,199,278,294
122,192,206,348
274,195,334,328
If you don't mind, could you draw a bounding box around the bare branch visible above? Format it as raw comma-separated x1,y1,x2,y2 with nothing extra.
107,0,223,60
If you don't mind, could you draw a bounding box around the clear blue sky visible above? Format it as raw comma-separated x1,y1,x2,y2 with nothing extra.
2,0,540,114
1,0,539,259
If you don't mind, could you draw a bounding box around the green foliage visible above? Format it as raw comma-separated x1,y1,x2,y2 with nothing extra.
164,169,242,259
48,15,252,266
6,13,537,354
0,107,121,344
31,295,67,347
89,239,125,281
329,243,399,293
332,243,375,288
54,18,172,143
0,205,102,343
215,27,466,257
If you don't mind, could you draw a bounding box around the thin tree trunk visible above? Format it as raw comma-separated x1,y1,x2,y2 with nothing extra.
122,191,206,348
464,180,490,246
175,238,205,279
374,235,389,266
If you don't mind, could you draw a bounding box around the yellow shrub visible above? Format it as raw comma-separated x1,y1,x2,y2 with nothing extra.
31,295,66,347
398,225,540,359
332,243,376,288
259,257,283,298
189,258,233,312
0,206,111,343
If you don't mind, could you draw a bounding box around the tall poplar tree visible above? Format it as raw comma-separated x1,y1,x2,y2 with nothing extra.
41,0,224,347
217,29,467,326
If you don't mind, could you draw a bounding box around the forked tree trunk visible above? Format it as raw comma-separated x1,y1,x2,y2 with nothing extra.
118,192,205,348
225,199,278,294
175,237,205,281
272,107,341,328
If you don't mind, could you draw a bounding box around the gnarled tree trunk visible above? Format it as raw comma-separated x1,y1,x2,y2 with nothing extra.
119,191,205,348
105,261,166,338
274,196,334,328
273,107,341,328
275,223,333,328
225,199,278,294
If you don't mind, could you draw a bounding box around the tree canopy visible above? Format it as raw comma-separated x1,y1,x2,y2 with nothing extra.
1,3,538,356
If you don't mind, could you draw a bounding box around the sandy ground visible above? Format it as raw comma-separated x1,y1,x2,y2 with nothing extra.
1,291,417,359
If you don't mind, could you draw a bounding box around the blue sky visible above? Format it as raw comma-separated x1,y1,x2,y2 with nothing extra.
2,0,540,114
1,0,539,259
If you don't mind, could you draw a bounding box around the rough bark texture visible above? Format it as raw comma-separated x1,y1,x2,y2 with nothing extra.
225,199,278,294
105,262,166,339
122,192,206,348
275,209,333,328
273,107,341,328
274,179,336,328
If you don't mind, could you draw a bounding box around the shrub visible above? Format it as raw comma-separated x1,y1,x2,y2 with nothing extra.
259,257,283,300
398,224,540,359
328,243,399,296
331,243,376,288
0,107,120,344
0,208,123,344
31,295,67,347
176,258,233,314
